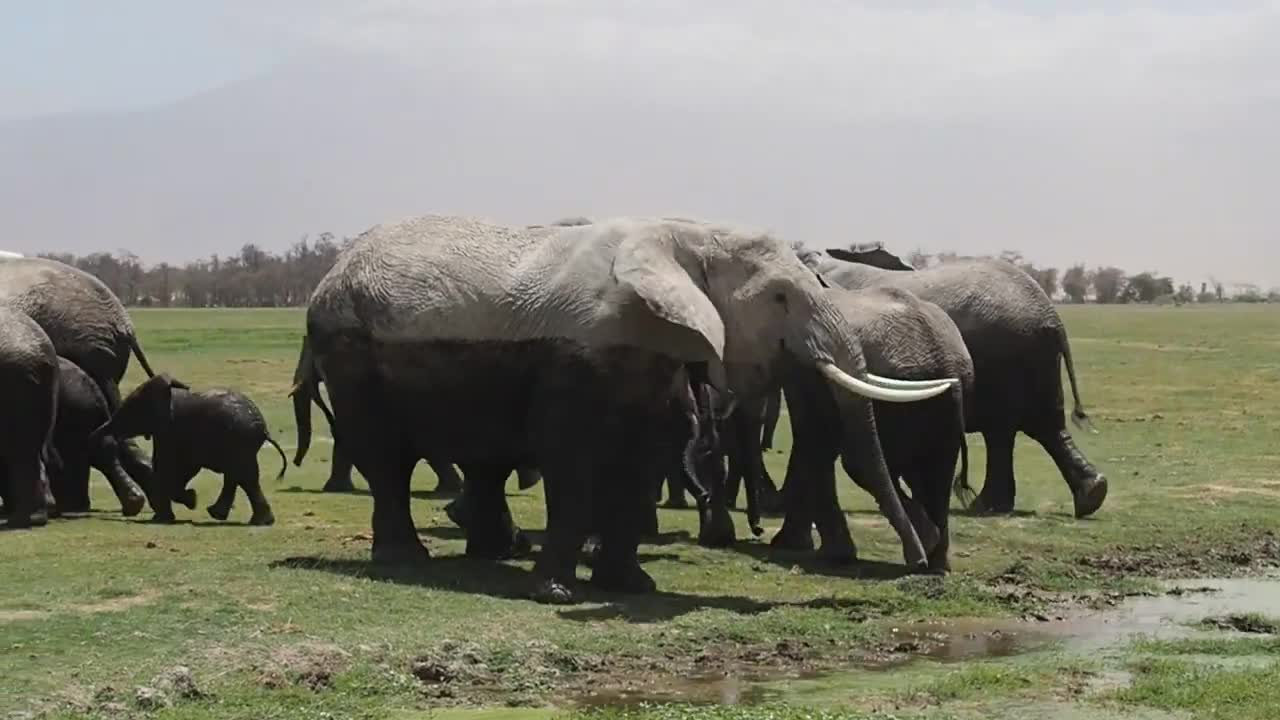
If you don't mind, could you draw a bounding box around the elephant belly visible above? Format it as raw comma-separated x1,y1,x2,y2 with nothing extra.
322,337,681,466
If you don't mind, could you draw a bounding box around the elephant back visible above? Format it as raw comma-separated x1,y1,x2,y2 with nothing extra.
0,257,138,383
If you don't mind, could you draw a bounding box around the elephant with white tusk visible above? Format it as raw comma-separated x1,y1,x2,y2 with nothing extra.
300,214,956,603
797,245,1107,518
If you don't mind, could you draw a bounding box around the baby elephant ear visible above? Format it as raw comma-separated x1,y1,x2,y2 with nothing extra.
613,232,725,364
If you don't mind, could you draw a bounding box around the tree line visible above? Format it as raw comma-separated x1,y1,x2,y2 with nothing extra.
28,239,1275,308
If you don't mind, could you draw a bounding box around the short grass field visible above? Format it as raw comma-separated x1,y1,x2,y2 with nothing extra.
4,305,1280,720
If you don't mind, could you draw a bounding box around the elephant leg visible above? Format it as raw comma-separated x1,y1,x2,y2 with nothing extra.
429,460,463,494
321,441,357,493
206,473,239,521
663,473,690,509
516,466,542,490
234,457,275,526
812,456,856,564
143,447,181,524
974,429,1017,514
908,458,954,573
53,450,92,515
591,445,659,595
1026,427,1108,519
458,463,529,559
92,438,147,517
695,451,735,548
3,455,50,529
532,466,590,604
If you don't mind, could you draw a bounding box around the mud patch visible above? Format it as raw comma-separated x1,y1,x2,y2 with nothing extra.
255,642,352,692
1077,531,1280,579
1200,613,1280,634
1169,483,1280,502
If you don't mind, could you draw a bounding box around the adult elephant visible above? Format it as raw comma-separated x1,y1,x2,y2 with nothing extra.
0,256,157,409
798,245,1106,518
0,306,60,528
770,286,973,571
301,214,956,603
290,338,536,493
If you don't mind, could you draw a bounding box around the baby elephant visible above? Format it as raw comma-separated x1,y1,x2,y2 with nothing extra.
90,373,287,525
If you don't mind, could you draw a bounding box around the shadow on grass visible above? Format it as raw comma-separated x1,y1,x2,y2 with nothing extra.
726,540,925,582
269,552,891,624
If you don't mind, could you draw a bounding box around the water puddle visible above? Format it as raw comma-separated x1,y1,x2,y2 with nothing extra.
571,576,1280,709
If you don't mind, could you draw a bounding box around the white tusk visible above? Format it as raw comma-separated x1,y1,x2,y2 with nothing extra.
818,363,954,403
865,372,958,390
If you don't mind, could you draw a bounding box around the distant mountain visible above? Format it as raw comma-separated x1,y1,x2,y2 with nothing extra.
1,48,1276,286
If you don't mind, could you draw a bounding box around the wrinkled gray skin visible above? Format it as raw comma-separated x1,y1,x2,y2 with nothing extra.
49,357,151,517
290,339,533,494
800,246,1106,518
303,215,953,603
0,306,59,528
0,257,156,409
769,286,974,571
90,374,287,525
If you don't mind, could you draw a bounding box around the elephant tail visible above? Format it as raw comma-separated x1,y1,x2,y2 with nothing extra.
266,435,288,481
949,381,977,510
129,335,157,378
1058,326,1098,435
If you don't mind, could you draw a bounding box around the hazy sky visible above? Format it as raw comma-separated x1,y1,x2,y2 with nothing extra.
2,1,1277,287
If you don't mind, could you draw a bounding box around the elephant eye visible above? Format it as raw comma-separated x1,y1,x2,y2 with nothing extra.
773,292,787,305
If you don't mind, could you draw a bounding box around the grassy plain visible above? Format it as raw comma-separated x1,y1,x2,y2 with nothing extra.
3,304,1280,719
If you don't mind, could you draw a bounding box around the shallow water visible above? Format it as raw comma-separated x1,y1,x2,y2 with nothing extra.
572,576,1280,710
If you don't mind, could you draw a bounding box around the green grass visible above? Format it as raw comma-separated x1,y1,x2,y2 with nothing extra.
5,304,1280,719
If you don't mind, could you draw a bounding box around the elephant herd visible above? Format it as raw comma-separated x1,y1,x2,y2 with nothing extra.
1,215,1108,607
288,215,1107,604
0,255,287,529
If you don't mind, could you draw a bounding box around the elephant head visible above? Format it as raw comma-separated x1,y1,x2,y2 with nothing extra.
597,219,955,566
90,373,190,443
826,243,915,271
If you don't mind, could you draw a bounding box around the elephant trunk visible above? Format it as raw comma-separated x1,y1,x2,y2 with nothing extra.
290,381,313,467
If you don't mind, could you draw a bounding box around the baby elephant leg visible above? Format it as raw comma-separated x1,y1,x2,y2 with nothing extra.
231,455,275,526
206,474,238,521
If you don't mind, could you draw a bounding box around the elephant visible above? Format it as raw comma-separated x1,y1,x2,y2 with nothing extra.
300,214,956,603
797,245,1106,518
0,256,156,410
90,374,287,525
48,357,151,517
290,336,537,494
768,286,974,571
0,306,60,528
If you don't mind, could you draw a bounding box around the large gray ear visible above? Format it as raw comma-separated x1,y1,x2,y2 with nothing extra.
613,233,726,363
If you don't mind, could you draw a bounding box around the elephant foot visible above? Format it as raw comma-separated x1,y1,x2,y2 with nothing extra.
532,578,576,605
927,549,951,574
770,523,816,552
516,468,542,491
322,476,357,493
120,492,146,518
581,535,602,567
5,509,49,529
206,503,231,522
970,490,1014,515
591,562,657,595
697,507,736,548
818,540,858,566
903,501,941,556
371,539,431,566
249,509,276,527
148,512,177,525
177,489,198,510
640,508,660,539
466,527,532,560
57,500,92,515
443,498,471,530
1073,475,1108,519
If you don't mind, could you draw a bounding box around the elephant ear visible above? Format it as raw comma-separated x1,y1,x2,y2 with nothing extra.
826,246,915,271
612,232,725,364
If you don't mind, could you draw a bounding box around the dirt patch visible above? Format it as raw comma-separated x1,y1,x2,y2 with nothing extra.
0,609,50,624
1201,613,1280,634
1076,531,1280,580
255,642,352,692
69,591,160,615
1169,483,1280,502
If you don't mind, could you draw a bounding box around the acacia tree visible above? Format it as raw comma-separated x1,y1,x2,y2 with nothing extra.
1062,264,1089,303
1092,267,1126,304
